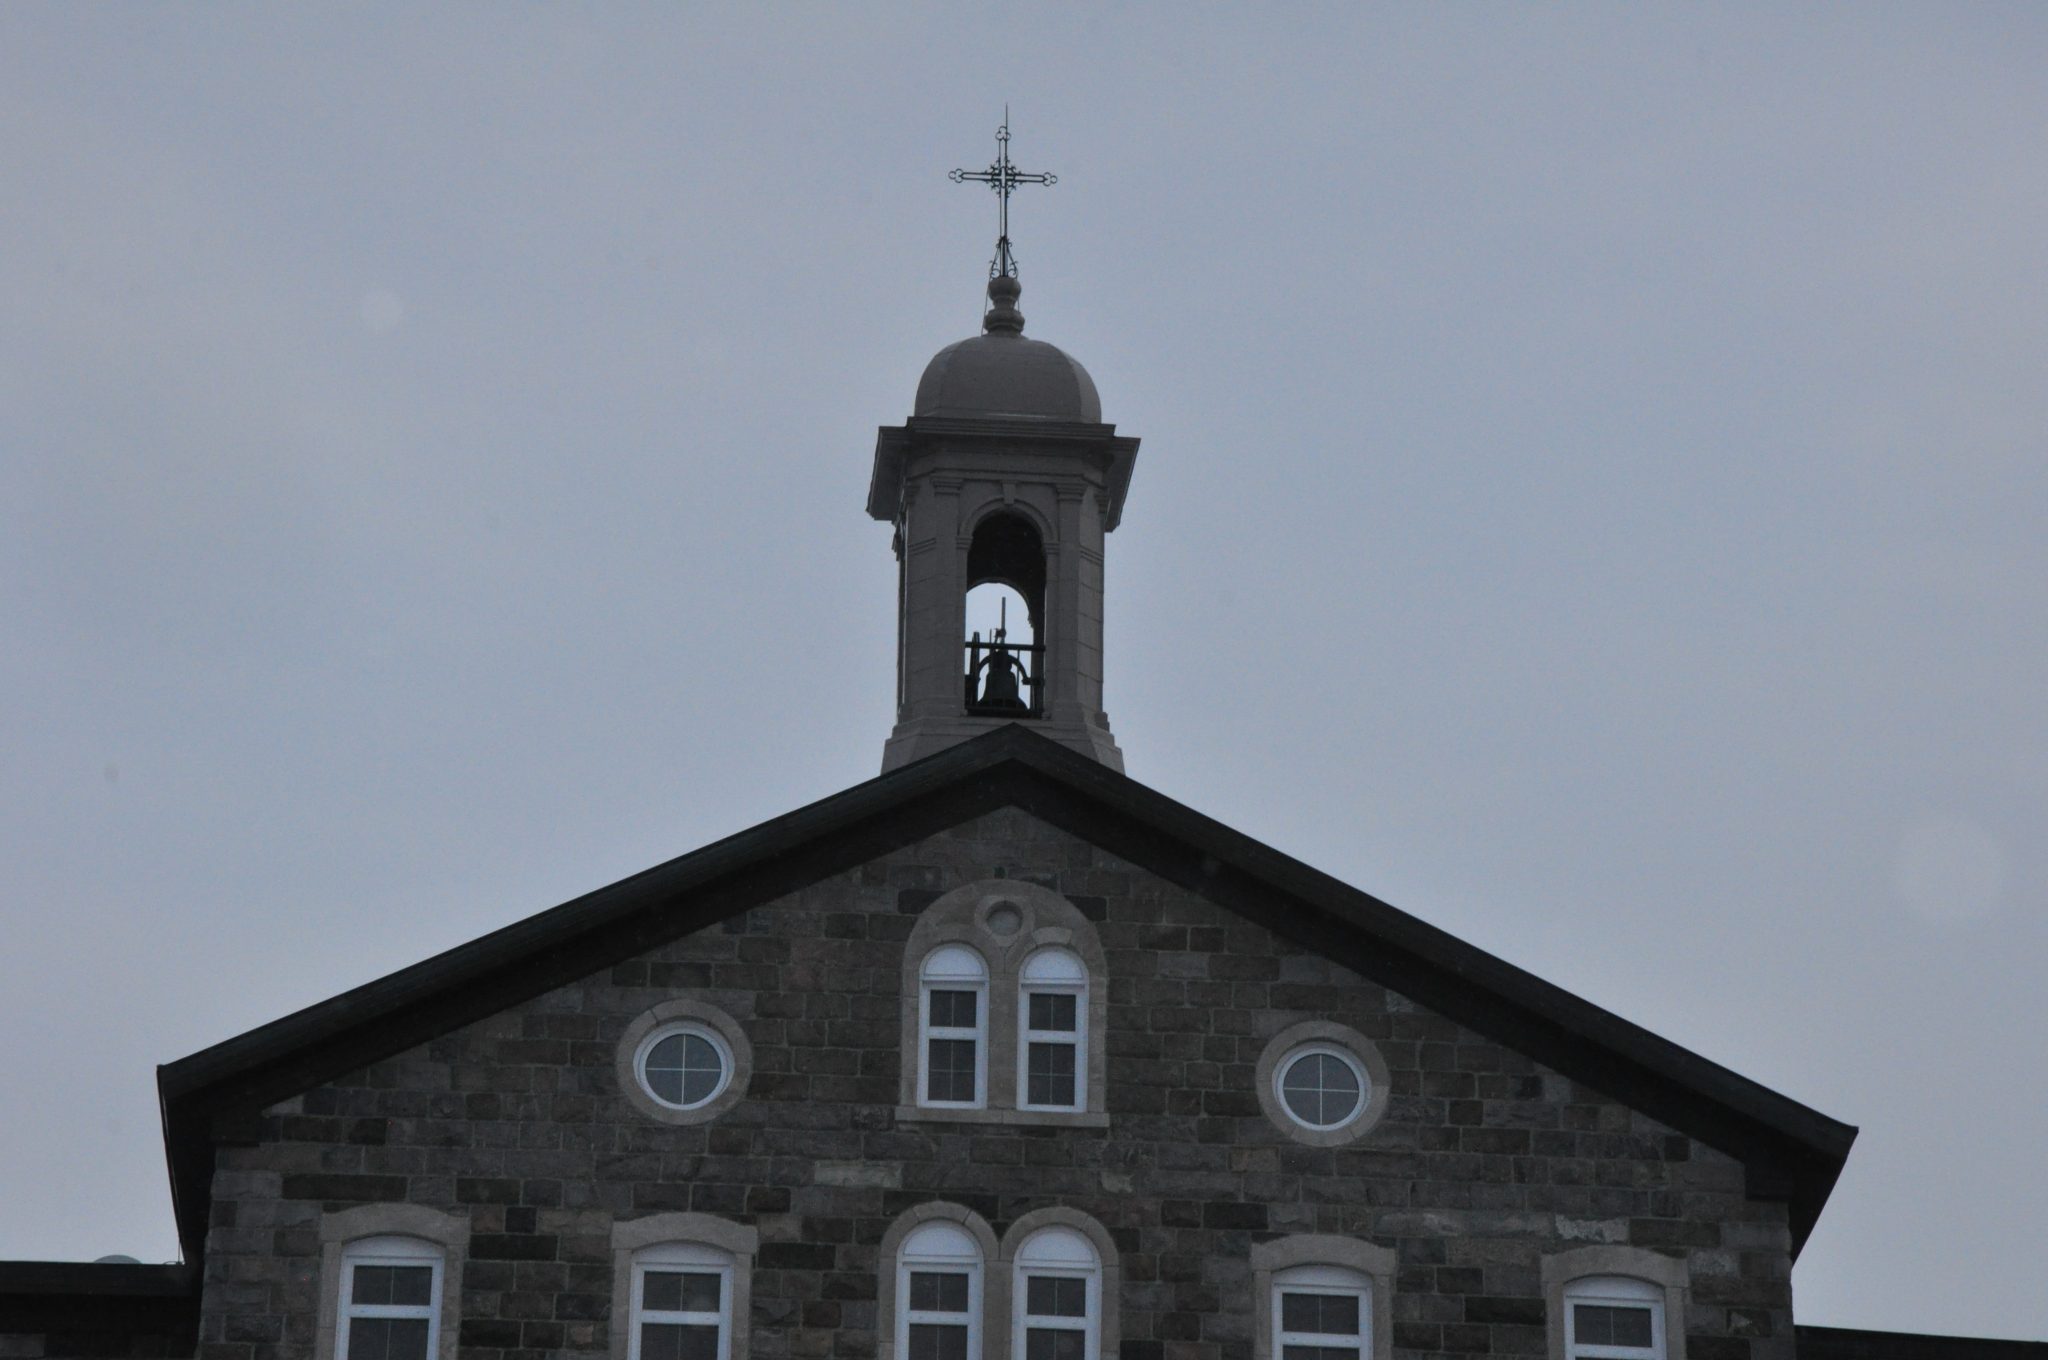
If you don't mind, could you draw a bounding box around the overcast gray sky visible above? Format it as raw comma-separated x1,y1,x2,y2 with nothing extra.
3,4,2042,1342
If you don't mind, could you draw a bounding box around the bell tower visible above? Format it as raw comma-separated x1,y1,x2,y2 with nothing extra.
868,121,1139,772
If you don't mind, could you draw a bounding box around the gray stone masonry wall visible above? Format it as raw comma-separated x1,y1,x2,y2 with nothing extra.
196,809,1795,1360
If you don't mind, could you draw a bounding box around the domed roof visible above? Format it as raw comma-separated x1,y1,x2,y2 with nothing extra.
913,275,1102,423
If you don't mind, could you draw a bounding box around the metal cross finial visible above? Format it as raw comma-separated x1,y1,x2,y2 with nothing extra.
949,111,1057,279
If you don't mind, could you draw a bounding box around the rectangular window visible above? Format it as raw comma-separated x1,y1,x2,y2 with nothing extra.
1022,1273,1089,1360
342,1261,437,1360
905,1270,972,1360
923,988,982,1106
1278,1288,1363,1360
635,1268,725,1360
1020,989,1081,1110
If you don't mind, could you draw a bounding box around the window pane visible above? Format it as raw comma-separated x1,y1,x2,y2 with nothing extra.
1027,1043,1077,1107
1025,1275,1087,1317
927,1038,978,1102
643,1271,683,1313
1026,1328,1087,1360
929,990,978,1028
1028,992,1077,1032
909,1271,970,1313
347,1317,430,1360
641,1322,720,1360
1575,1303,1654,1348
351,1266,395,1306
1281,1052,1362,1126
1282,1291,1359,1335
645,1033,725,1107
1282,1348,1360,1360
908,1322,968,1360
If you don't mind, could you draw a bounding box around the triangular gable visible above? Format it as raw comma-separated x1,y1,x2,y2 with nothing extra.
158,724,1853,1263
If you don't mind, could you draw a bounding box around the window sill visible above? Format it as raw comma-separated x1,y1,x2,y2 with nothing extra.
893,1105,1110,1130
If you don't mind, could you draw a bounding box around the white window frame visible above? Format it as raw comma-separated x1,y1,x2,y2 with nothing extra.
1274,1042,1370,1132
626,1241,734,1360
335,1235,443,1360
919,945,989,1109
1563,1276,1665,1360
634,1021,735,1113
1272,1263,1369,1359
1011,1226,1100,1360
1016,947,1087,1112
1541,1248,1687,1360
1249,1235,1393,1360
896,1220,985,1360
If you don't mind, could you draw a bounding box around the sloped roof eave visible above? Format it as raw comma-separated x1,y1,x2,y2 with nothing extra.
157,724,1855,1263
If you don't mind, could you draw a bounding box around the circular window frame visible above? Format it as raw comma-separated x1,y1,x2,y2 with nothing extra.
1254,1019,1389,1148
616,999,752,1126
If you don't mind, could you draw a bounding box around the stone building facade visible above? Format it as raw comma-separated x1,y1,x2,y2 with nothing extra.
3,250,2034,1360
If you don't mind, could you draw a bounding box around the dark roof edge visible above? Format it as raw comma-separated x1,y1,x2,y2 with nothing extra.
158,736,992,1099
1797,1325,2048,1359
0,1262,195,1298
156,725,1853,1254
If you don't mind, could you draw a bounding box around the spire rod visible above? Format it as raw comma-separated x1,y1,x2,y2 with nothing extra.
949,109,1057,282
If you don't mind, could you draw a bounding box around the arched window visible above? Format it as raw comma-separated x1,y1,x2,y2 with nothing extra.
1012,1227,1101,1360
919,945,989,1108
1562,1277,1665,1360
963,511,1046,717
1017,947,1087,1111
628,1243,734,1360
336,1236,443,1360
898,882,1108,1127
1249,1235,1393,1360
1541,1248,1687,1360
317,1205,466,1360
897,1221,986,1360
608,1213,759,1360
1272,1264,1369,1359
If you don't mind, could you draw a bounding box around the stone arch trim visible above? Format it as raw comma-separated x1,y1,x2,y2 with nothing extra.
1249,1233,1394,1360
610,1213,760,1360
876,1202,1001,1360
314,1204,468,1360
999,1206,1122,1360
1253,1018,1393,1148
615,997,754,1127
898,879,1109,1126
960,494,1060,548
1541,1244,1690,1360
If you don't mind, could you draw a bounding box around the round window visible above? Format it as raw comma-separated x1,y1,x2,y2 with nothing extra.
1276,1044,1368,1130
636,1023,732,1110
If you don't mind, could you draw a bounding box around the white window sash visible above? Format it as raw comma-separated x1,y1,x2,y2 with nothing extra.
1274,1285,1367,1356
896,1262,982,1359
1565,1297,1664,1360
919,983,987,1107
337,1250,441,1360
1017,984,1086,1111
1015,1268,1098,1360
629,1260,733,1360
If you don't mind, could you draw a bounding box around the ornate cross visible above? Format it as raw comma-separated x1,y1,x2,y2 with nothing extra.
950,114,1057,279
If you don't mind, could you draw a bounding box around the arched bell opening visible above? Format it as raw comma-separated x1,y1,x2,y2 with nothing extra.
964,512,1046,718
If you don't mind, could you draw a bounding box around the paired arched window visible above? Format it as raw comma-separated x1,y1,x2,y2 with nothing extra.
899,881,1108,1125
878,1205,1119,1360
